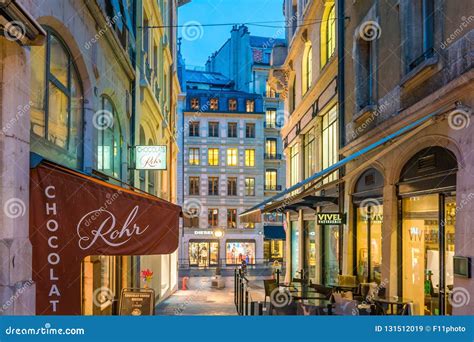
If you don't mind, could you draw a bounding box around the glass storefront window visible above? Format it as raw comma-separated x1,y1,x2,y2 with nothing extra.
226,241,255,265
264,240,284,260
356,204,383,284
304,220,320,284
323,225,340,285
189,241,219,267
402,194,456,315
291,221,299,278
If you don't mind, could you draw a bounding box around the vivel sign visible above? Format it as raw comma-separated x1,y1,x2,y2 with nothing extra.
316,212,345,225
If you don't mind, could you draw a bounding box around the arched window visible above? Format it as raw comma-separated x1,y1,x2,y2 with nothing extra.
321,3,336,67
301,42,312,95
97,96,123,179
30,27,83,167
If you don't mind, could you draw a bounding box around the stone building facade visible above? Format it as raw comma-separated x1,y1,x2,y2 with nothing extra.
177,67,267,270
0,0,181,315
250,0,474,315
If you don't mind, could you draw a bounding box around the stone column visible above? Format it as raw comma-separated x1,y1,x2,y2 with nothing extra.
0,38,35,315
382,181,398,297
284,212,291,283
298,209,304,279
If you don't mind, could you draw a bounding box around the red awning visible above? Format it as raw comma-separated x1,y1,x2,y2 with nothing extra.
29,159,181,315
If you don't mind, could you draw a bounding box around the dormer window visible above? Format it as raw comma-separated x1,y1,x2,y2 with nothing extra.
228,98,237,111
246,99,255,112
210,98,218,111
191,97,199,110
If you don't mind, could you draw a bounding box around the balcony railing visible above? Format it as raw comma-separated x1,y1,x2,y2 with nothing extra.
264,184,282,191
264,153,282,160
264,122,280,129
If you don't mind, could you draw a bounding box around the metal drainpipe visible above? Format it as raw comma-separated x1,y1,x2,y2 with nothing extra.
131,0,140,289
336,0,346,276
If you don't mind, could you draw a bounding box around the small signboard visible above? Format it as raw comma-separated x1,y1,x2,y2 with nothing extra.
119,288,156,316
135,145,167,170
316,212,345,225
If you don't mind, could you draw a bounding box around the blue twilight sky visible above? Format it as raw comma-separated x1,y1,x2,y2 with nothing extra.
178,0,285,68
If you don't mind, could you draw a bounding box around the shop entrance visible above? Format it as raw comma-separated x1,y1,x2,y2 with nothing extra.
353,168,384,284
398,147,457,315
189,241,219,267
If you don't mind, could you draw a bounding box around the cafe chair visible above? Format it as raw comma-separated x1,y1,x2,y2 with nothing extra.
263,279,279,306
310,284,334,299
337,275,357,288
332,293,359,316
400,303,414,315
269,302,298,316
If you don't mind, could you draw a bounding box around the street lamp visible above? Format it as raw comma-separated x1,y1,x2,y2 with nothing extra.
213,229,224,276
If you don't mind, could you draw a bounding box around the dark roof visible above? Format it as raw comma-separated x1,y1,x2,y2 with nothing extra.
249,35,286,49
185,69,232,86
186,88,262,98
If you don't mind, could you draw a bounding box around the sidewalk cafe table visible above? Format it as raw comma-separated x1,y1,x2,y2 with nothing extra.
373,297,413,315
297,299,333,315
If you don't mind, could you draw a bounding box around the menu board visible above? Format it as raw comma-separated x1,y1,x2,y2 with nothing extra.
119,288,156,316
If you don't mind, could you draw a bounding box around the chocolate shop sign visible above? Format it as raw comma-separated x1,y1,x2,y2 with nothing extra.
135,145,167,170
30,161,180,315
316,213,345,225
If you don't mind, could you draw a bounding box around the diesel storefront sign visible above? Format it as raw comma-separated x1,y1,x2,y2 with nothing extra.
316,213,345,225
29,159,181,315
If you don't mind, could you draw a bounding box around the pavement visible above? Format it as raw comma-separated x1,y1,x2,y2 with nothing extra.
155,276,267,316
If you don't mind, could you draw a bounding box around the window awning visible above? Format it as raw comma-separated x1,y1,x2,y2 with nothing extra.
264,225,286,240
29,155,181,315
240,105,452,222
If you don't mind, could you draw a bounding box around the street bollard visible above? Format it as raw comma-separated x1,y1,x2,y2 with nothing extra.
244,286,249,316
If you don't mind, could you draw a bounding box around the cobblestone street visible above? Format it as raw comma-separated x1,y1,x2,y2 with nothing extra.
155,276,266,316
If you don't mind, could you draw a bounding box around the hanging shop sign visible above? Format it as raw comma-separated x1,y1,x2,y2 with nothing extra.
119,288,155,316
135,145,167,170
316,212,345,225
30,159,180,315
